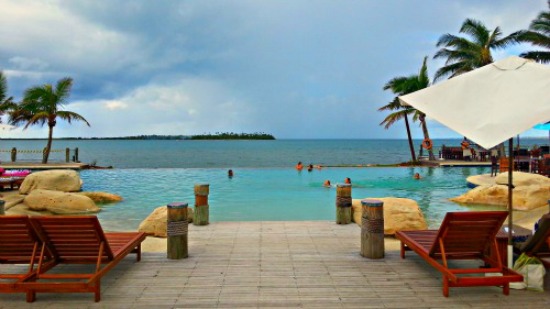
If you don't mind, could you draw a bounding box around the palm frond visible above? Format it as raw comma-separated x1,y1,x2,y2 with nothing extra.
56,111,91,126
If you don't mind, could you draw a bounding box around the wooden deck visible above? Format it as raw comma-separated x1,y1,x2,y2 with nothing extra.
1,221,549,308
422,159,492,167
0,162,88,170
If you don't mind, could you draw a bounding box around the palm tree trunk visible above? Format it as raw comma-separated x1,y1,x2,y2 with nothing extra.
43,125,54,164
420,115,436,161
404,114,416,162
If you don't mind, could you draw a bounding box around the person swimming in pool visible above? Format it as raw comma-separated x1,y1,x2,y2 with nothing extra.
414,173,421,179
295,161,303,171
344,177,351,185
228,169,234,178
323,180,331,187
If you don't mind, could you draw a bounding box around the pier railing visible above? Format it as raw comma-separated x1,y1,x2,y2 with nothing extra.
0,147,80,163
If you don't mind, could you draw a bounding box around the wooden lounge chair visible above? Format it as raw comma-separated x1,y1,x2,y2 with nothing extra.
0,215,54,302
395,211,523,297
22,216,146,302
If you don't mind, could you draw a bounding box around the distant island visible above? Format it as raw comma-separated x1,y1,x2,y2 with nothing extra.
3,132,276,141
189,132,275,140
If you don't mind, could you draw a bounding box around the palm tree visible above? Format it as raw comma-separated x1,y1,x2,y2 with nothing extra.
378,98,416,162
0,71,16,121
10,77,90,163
515,1,550,63
381,56,435,161
433,19,518,81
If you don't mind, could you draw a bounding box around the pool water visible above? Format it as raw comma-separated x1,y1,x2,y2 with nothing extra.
80,166,498,231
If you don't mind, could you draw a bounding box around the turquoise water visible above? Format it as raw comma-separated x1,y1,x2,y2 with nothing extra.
81,166,497,231
4,138,545,231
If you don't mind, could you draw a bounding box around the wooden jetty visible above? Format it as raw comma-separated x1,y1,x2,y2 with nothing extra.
0,162,89,170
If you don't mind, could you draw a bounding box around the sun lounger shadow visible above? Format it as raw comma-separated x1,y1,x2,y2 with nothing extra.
396,211,523,297
10,215,146,302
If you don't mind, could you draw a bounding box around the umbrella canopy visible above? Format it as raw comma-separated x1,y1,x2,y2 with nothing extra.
399,56,550,150
399,56,550,267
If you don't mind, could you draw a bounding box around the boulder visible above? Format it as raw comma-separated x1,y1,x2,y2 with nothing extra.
139,206,194,237
495,171,550,187
351,197,427,235
19,170,83,194
78,191,123,203
24,189,100,214
450,184,550,211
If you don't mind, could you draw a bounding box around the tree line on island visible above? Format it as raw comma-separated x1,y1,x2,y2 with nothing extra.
379,3,549,163
45,133,275,140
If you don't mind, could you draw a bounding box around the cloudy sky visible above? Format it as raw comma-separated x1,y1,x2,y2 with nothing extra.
0,0,548,139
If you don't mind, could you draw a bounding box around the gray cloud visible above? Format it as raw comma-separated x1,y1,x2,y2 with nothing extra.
0,0,547,139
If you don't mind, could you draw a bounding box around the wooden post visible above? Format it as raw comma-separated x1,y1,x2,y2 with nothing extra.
361,199,384,259
194,184,210,225
335,184,352,224
167,202,188,259
65,148,70,162
75,147,79,162
0,200,5,215
10,147,16,162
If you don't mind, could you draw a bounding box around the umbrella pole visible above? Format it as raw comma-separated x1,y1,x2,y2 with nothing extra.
507,138,514,268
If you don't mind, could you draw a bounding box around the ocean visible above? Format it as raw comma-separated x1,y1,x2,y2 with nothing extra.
1,138,547,231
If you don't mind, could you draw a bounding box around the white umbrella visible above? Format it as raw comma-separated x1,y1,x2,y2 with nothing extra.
399,56,550,267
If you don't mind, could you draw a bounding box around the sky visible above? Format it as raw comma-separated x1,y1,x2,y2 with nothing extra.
0,0,548,139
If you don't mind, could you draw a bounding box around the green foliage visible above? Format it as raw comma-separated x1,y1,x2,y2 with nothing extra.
190,132,275,140
515,1,550,63
9,77,90,163
434,19,519,81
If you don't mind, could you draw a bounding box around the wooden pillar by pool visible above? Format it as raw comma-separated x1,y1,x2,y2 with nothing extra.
361,199,384,259
194,184,210,225
10,147,16,162
0,200,5,215
65,148,70,162
335,184,352,224
167,202,188,259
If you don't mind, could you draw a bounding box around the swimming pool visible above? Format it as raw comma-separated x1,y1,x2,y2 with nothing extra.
80,166,498,231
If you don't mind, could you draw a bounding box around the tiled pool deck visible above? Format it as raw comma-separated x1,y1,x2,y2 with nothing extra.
1,221,549,308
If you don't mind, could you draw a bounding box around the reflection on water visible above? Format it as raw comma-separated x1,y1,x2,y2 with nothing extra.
80,166,496,231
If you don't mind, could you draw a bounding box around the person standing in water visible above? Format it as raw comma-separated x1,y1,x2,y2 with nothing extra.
295,161,303,171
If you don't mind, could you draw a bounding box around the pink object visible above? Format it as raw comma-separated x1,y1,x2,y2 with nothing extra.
3,170,31,177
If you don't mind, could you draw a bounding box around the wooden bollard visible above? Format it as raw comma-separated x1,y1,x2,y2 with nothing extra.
65,148,70,162
194,184,210,225
0,200,5,215
10,147,16,162
167,202,188,259
361,199,384,259
336,184,352,224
